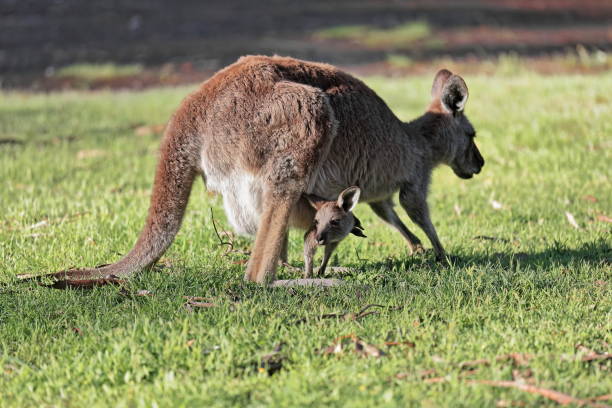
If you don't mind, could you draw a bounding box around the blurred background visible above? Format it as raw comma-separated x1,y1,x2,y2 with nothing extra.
1,0,610,90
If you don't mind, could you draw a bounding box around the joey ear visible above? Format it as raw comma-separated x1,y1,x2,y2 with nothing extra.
305,194,326,210
351,215,366,238
337,186,361,213
351,227,367,238
440,75,468,114
353,215,364,231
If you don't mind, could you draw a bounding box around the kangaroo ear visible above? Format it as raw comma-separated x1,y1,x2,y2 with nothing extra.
305,194,326,210
441,75,468,114
337,186,361,213
431,69,453,99
431,69,469,114
351,227,367,238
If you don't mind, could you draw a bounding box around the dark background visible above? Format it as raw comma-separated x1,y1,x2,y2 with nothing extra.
1,0,611,88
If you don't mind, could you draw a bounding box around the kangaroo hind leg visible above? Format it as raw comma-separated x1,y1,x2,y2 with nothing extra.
244,81,337,283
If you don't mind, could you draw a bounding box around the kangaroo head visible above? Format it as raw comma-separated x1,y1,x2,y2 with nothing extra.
305,186,366,246
429,69,485,179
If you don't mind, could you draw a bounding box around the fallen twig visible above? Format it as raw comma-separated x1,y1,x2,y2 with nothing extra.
269,278,344,288
183,296,218,312
210,208,250,256
421,377,610,407
293,303,402,324
466,379,607,407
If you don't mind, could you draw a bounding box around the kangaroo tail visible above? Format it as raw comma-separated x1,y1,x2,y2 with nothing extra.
21,111,200,287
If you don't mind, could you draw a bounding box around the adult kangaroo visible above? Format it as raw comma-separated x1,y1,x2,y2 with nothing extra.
34,55,484,285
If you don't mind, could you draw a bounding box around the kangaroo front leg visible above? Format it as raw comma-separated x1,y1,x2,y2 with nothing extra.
279,232,289,264
318,241,339,276
245,193,299,283
303,231,318,278
369,200,424,255
399,187,446,260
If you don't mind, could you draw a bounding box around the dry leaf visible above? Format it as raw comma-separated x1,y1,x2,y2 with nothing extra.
185,339,195,348
431,355,446,364
27,220,48,230
565,211,580,229
588,395,612,402
576,344,612,362
76,149,106,160
459,359,490,369
72,327,83,335
490,199,503,210
186,301,216,308
459,369,480,378
467,380,584,406
269,278,344,287
322,335,385,358
134,124,166,136
496,400,527,407
423,377,447,383
473,235,510,243
454,204,462,216
497,353,533,367
119,288,153,297
583,195,598,203
384,340,416,348
596,214,612,223
512,368,534,383
183,296,218,312
425,377,607,407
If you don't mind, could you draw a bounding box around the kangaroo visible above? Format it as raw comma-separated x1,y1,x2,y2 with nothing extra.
29,55,483,286
303,186,366,278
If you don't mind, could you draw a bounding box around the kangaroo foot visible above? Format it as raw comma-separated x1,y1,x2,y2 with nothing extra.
410,244,427,255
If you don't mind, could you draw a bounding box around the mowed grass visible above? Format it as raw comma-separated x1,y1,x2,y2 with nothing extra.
0,72,610,407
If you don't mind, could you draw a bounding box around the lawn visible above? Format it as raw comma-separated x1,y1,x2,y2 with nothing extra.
0,71,610,407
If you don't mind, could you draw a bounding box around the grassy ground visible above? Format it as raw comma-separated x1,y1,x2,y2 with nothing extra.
0,72,610,407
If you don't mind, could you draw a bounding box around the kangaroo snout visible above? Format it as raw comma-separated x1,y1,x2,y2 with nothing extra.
316,232,328,245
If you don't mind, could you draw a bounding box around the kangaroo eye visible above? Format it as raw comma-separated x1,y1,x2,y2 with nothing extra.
330,219,339,226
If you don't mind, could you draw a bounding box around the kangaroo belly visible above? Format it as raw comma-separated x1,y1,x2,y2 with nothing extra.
204,163,263,237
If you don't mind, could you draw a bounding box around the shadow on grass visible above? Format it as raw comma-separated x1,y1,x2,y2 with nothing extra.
345,237,611,276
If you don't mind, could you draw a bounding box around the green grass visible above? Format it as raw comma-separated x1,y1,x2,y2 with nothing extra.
0,72,611,407
314,21,443,49
386,54,414,69
56,63,144,80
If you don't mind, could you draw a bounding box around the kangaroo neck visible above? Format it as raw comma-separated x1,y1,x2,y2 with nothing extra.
403,111,452,168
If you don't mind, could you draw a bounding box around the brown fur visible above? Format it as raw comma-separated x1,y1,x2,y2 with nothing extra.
35,55,483,286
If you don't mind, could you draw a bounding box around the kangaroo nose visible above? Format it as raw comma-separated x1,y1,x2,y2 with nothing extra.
316,232,327,245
